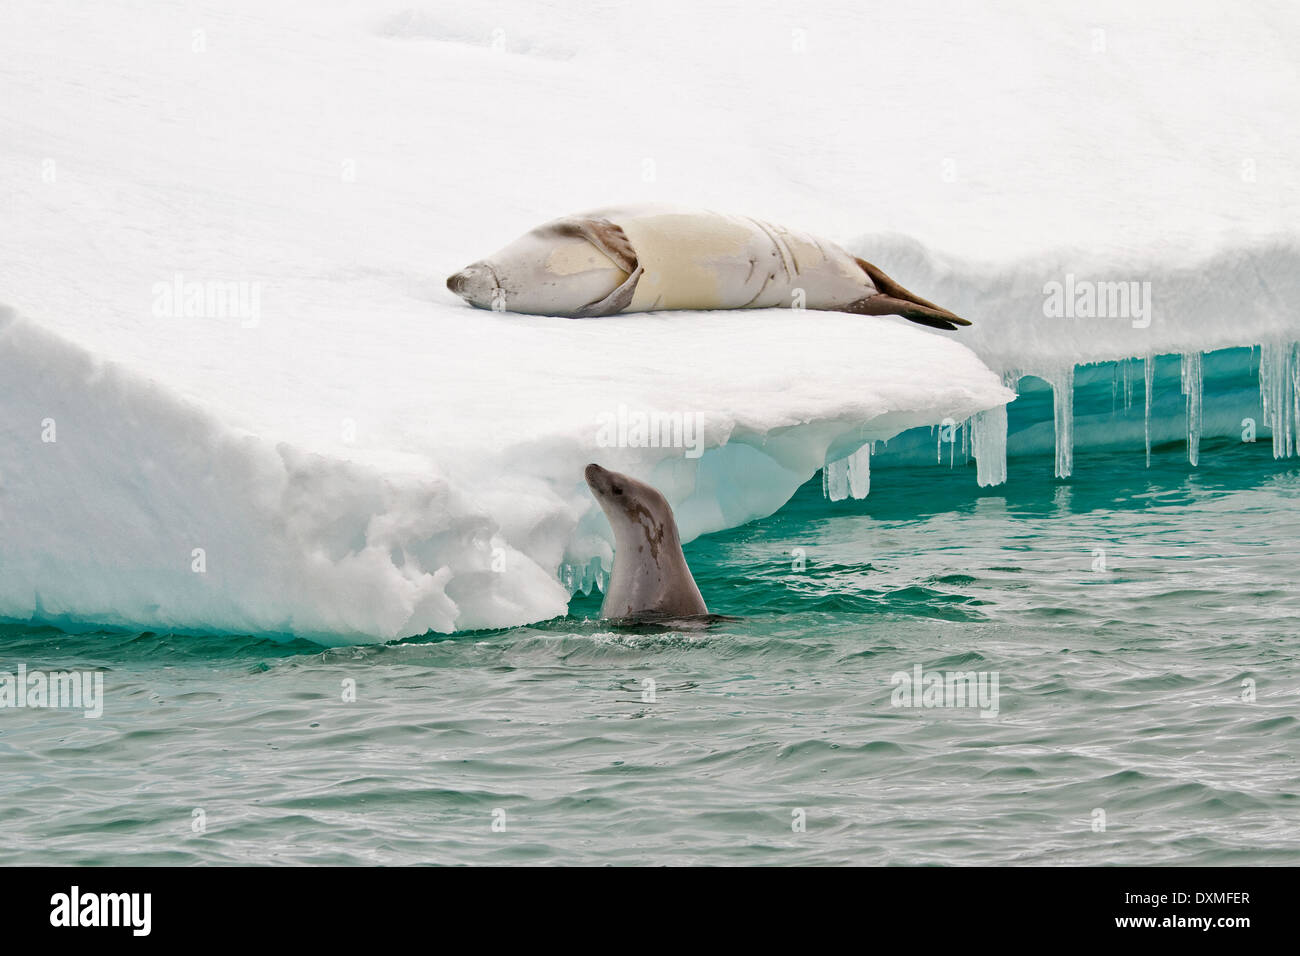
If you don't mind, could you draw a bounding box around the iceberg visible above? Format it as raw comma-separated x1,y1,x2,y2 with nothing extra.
0,304,1009,642
2,0,1298,640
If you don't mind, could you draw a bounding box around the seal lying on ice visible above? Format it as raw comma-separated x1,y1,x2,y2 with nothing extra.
583,463,708,621
446,204,969,330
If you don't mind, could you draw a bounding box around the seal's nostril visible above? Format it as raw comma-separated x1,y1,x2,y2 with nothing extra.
446,272,463,294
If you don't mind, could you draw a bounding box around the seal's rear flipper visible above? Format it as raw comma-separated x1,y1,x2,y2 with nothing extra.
852,257,971,330
848,293,970,330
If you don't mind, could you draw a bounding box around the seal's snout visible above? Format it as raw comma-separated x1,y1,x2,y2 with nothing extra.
584,463,607,489
445,262,499,308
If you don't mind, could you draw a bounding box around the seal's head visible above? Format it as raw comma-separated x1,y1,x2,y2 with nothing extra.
584,463,678,556
446,261,502,311
446,220,634,316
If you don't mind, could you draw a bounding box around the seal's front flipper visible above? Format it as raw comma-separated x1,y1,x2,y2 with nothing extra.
552,217,639,275
572,265,644,317
852,257,971,329
550,216,642,316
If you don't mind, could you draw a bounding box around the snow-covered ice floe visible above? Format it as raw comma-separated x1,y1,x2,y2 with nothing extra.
3,0,1298,641
0,303,1009,642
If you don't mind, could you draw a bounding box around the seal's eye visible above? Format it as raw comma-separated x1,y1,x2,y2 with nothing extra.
613,486,623,496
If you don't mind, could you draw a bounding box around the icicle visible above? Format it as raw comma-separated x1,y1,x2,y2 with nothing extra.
1050,366,1074,479
559,556,610,595
1122,357,1134,412
933,418,961,466
824,457,849,501
971,404,1008,487
1181,351,1203,466
824,444,872,501
1260,342,1300,459
1144,353,1154,467
847,443,871,498
827,458,849,500
1294,346,1300,458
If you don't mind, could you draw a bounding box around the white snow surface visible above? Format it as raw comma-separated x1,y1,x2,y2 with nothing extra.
2,0,1298,640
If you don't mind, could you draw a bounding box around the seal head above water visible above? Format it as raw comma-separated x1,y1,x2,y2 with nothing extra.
584,463,708,621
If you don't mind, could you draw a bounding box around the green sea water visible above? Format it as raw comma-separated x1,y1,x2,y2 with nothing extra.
2,438,1299,865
